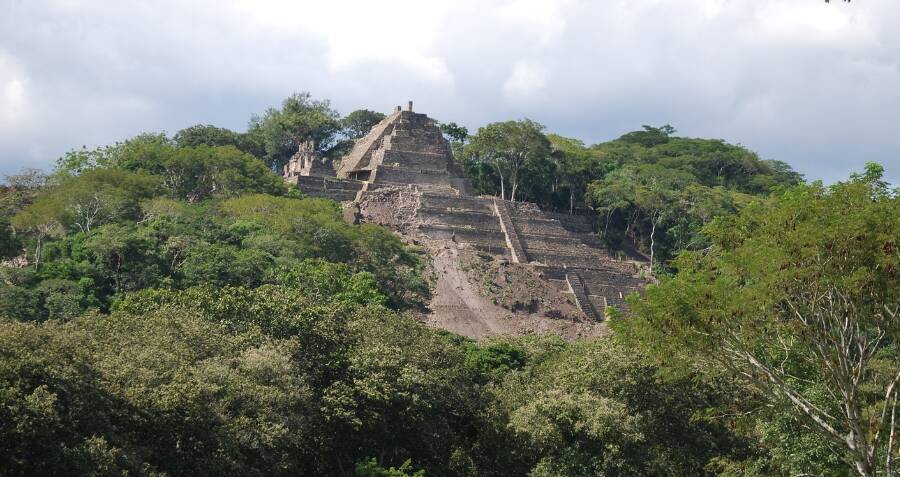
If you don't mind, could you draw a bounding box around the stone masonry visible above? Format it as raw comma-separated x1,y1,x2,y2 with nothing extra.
286,102,648,320
282,140,366,202
283,140,326,178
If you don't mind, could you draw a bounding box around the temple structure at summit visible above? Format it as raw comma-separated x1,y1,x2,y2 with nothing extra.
284,102,648,325
336,101,470,192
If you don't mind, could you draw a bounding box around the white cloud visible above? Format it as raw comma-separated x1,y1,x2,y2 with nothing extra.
502,61,547,99
0,0,898,184
749,2,877,47
233,0,454,85
0,53,31,126
496,0,571,46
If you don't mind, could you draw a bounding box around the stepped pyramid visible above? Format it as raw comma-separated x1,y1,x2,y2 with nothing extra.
287,102,648,326
337,101,470,193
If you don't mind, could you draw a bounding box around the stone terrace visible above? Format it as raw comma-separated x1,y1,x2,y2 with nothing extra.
504,201,646,319
286,175,365,203
413,190,646,319
417,193,512,258
287,102,648,321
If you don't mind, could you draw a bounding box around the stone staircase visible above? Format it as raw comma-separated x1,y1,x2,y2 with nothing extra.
566,271,602,321
506,203,645,316
416,193,511,258
493,199,529,263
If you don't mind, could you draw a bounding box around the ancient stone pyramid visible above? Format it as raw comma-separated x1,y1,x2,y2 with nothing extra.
337,101,470,192
287,102,648,327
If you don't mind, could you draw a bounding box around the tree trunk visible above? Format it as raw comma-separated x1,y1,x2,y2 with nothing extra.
726,297,900,477
625,209,640,242
33,234,42,270
649,213,657,271
603,209,613,239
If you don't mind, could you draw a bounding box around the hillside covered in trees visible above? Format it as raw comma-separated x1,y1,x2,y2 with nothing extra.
0,92,897,476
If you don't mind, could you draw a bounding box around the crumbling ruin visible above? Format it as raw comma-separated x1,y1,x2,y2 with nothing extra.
283,140,329,178
287,102,648,337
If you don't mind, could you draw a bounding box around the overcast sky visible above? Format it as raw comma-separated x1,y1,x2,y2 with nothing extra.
1,0,898,185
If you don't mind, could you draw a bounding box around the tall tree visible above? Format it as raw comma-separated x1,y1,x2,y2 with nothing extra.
588,164,691,267
159,146,284,202
623,164,900,477
173,124,240,148
439,122,469,143
247,92,341,170
547,135,605,214
56,133,172,176
10,199,63,269
341,109,386,139
463,120,550,202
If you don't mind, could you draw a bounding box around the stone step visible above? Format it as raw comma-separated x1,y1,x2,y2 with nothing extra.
470,243,513,259
587,295,608,318
381,150,453,170
373,167,454,187
418,208,501,231
526,249,607,264
584,283,641,298
299,188,359,202
519,233,586,249
385,137,448,154
542,211,595,225
420,194,494,213
578,270,645,287
293,176,365,202
566,271,601,321
514,220,578,236
296,175,364,191
418,224,508,249
605,295,628,311
556,221,595,234
494,199,528,264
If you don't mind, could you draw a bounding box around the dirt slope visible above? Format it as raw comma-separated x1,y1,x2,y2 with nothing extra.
421,245,606,340
351,187,607,341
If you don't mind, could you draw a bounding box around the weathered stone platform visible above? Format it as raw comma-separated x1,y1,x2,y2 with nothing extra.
286,102,648,321
286,175,365,202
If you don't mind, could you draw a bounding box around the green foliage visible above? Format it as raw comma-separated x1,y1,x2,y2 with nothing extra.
583,129,800,266
155,145,286,202
462,119,552,202
587,163,754,267
4,130,426,320
617,166,899,475
247,92,342,169
356,458,426,477
6,93,890,476
0,284,792,476
496,337,744,476
21,168,160,234
0,285,42,322
440,122,468,143
0,291,488,475
463,340,527,381
342,109,387,139
617,124,676,147
56,133,172,175
0,310,319,476
0,216,21,259
172,124,264,158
